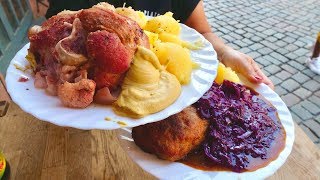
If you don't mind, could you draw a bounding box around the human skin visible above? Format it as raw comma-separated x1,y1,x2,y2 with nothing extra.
185,1,274,89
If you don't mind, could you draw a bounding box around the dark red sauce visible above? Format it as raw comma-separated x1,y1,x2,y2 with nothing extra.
180,81,286,172
18,77,29,82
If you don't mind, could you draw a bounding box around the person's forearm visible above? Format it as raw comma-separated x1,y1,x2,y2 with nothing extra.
202,32,229,62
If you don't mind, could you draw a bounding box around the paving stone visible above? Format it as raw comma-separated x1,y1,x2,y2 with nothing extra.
266,36,278,43
247,51,262,59
280,79,300,91
249,43,264,51
242,38,254,46
276,48,290,56
281,93,300,107
243,32,255,39
255,26,266,32
291,104,313,120
265,64,282,74
260,40,279,50
255,56,271,67
281,64,299,74
284,44,299,52
218,27,231,34
291,112,302,124
303,120,320,137
239,47,251,54
285,53,299,61
235,29,246,35
300,124,319,142
233,40,248,47
302,69,317,78
222,34,234,43
288,61,306,71
255,32,268,39
275,40,288,47
300,100,320,115
263,55,282,65
282,36,296,44
229,32,243,40
270,52,289,63
275,71,291,80
293,48,310,56
293,40,306,47
250,36,263,42
273,33,285,39
275,85,288,96
293,88,312,99
269,75,282,86
257,47,273,55
263,29,277,36
308,95,320,107
302,80,320,92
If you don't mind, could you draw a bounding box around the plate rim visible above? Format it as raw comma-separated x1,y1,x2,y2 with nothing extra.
5,24,219,130
116,83,295,179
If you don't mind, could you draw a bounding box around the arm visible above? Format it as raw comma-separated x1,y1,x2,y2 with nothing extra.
185,1,274,89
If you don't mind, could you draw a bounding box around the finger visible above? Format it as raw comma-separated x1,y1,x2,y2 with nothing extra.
243,56,263,83
252,61,275,90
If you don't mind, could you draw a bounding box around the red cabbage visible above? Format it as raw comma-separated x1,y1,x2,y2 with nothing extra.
195,80,281,172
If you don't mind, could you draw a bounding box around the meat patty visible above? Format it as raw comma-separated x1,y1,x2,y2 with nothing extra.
132,106,209,161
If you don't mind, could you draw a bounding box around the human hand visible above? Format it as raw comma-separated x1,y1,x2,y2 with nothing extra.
220,47,274,89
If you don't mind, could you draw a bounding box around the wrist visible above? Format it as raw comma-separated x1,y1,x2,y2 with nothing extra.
218,46,233,64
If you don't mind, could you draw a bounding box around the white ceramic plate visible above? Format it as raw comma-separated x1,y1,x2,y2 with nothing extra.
116,83,295,179
5,24,218,130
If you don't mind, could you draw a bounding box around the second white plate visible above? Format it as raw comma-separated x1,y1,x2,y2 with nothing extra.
116,83,295,179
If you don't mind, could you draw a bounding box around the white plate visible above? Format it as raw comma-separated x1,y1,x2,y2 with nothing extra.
5,24,218,130
116,83,295,179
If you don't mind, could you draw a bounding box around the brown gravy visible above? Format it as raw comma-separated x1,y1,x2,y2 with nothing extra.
180,89,287,172
180,126,285,172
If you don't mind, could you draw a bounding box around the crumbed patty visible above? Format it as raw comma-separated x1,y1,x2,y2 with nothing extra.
132,106,209,161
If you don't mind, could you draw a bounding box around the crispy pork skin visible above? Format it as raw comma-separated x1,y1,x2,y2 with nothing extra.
132,106,209,161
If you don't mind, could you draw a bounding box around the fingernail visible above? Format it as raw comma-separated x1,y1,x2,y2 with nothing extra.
255,76,262,80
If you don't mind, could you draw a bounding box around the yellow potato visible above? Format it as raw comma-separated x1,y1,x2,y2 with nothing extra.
158,32,182,45
144,30,159,47
215,63,240,84
153,42,192,84
116,7,147,28
144,12,181,35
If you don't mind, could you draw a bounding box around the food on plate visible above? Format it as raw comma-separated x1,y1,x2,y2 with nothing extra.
115,7,147,28
215,63,240,84
144,12,181,35
113,47,181,118
132,80,286,172
25,2,199,118
153,42,193,84
132,106,208,161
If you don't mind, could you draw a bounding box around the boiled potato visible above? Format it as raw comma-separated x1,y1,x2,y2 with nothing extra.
158,32,182,45
116,7,147,28
153,42,192,84
144,30,159,47
144,12,181,35
215,63,240,84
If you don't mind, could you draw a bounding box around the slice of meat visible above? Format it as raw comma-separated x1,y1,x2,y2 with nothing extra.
93,70,125,90
78,7,149,53
87,30,131,74
55,18,88,66
132,106,209,161
57,79,96,108
93,87,118,105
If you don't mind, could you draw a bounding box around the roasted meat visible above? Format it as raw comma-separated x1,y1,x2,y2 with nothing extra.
132,106,209,161
27,3,150,108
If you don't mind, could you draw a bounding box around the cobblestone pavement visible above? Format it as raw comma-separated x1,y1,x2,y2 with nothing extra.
203,0,320,147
